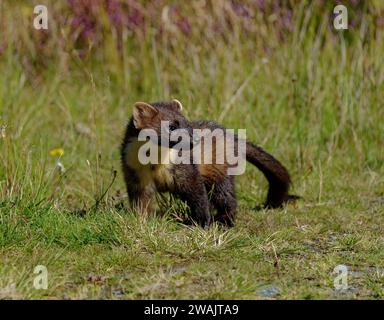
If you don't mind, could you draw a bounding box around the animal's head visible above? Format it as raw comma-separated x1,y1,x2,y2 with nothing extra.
132,99,194,148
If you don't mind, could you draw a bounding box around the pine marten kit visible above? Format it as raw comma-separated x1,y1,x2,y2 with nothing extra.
121,99,297,227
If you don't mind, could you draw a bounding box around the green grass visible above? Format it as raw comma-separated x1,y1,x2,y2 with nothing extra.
0,2,384,299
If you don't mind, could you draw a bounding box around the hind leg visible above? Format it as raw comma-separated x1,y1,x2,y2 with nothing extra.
210,177,237,227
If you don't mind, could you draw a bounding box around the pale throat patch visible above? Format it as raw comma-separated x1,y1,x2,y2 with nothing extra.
124,138,177,189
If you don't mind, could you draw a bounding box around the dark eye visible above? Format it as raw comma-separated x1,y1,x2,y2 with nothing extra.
169,121,179,132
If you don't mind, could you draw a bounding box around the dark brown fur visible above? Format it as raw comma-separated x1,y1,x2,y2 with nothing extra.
121,100,296,227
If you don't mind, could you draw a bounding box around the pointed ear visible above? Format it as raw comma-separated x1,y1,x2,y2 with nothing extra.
172,99,183,111
133,102,158,128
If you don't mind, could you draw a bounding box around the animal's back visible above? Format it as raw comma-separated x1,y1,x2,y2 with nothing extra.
191,120,234,184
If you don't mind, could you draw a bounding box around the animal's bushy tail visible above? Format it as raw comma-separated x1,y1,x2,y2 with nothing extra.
245,141,298,208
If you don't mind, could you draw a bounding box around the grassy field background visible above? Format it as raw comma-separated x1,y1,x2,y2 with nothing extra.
0,1,383,299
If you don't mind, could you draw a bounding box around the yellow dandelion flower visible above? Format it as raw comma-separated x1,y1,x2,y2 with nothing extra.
49,148,64,157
